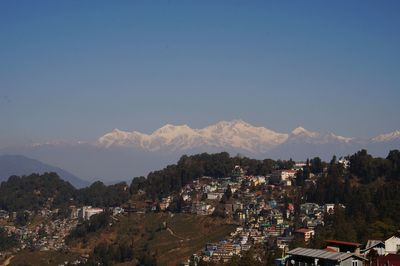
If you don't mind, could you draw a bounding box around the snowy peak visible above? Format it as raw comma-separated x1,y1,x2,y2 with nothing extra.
327,133,353,143
291,127,320,138
96,120,360,153
372,130,400,142
97,120,289,153
288,126,352,144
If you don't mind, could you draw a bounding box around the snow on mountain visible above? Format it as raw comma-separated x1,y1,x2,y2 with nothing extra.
288,127,352,144
291,127,320,138
97,120,289,153
371,130,400,142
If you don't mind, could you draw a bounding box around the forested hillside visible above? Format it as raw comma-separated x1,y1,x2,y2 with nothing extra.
303,149,400,245
0,173,129,211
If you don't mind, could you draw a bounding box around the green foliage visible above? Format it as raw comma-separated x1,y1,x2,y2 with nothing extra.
75,181,129,207
85,241,134,265
0,226,17,251
0,172,75,211
308,149,400,243
15,210,29,226
309,157,323,175
131,152,283,199
0,173,130,212
348,149,390,183
67,211,110,242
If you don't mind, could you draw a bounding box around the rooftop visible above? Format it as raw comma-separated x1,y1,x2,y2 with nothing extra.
325,239,362,247
288,248,366,262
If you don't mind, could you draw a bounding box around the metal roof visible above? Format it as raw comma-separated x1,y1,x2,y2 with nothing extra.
287,248,365,262
325,239,362,247
364,240,384,250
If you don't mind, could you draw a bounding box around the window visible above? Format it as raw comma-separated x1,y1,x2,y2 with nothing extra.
396,244,400,253
352,260,358,266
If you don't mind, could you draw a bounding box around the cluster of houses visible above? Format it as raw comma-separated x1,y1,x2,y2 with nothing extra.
0,208,78,255
179,166,301,265
297,202,346,232
278,233,400,266
175,164,400,266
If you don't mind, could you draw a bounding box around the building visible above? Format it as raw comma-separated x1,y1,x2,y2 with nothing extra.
385,234,400,254
362,240,385,256
207,192,224,200
376,254,400,266
287,247,367,266
294,228,315,243
271,170,298,183
325,240,362,254
84,208,103,220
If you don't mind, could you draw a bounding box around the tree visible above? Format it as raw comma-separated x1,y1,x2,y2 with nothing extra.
16,210,29,226
310,157,323,175
0,227,17,251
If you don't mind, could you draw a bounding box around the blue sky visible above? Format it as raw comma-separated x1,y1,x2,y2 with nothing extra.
1,1,399,148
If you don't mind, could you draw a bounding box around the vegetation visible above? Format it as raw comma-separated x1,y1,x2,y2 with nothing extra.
67,211,111,243
302,149,400,245
75,181,130,207
0,226,17,251
0,173,130,211
0,172,75,211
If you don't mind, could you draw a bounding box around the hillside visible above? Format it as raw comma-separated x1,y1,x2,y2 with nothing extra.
0,155,89,188
68,213,236,266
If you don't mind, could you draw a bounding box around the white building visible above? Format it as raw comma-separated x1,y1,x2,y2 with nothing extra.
272,169,298,183
385,234,400,254
78,206,104,220
85,208,103,220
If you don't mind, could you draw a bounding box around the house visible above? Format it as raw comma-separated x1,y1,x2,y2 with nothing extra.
207,192,224,200
84,208,103,220
277,236,294,251
325,240,362,254
385,233,400,254
287,247,367,266
362,240,385,256
324,204,335,214
294,228,315,243
271,170,297,183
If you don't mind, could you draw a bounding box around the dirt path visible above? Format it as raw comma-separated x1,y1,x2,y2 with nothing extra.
2,255,14,266
166,227,190,241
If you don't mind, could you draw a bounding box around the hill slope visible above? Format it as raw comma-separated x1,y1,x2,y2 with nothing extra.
0,155,89,188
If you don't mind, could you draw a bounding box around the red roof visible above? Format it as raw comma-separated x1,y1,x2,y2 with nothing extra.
295,228,314,233
324,239,361,247
324,247,338,252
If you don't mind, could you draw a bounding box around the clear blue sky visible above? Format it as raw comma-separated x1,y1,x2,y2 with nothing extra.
1,1,399,148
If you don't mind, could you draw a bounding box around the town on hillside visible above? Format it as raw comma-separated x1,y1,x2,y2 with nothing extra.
1,151,400,266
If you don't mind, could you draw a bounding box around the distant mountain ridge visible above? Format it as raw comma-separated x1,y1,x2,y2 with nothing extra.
0,155,89,188
97,120,289,153
97,120,369,153
1,120,399,183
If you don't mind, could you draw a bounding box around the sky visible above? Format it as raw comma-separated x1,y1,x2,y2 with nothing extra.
1,0,400,148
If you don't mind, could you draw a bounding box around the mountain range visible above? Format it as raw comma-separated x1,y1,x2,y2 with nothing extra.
96,120,395,153
0,155,89,188
1,120,399,182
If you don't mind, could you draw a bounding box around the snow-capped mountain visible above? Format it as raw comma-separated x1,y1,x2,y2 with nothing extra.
97,120,289,153
97,120,353,153
2,120,398,183
288,127,352,144
371,130,400,143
